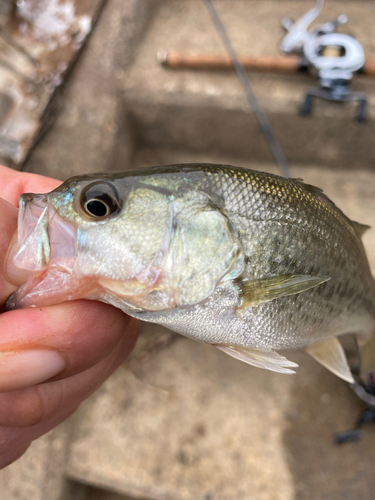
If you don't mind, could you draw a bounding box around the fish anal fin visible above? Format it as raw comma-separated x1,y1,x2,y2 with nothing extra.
358,337,375,384
216,345,298,374
351,220,371,239
306,338,354,383
237,274,330,309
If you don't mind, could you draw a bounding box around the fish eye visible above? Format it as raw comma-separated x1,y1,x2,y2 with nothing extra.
81,182,120,219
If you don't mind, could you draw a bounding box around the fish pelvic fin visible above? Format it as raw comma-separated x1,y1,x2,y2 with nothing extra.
306,338,354,383
237,274,330,309
216,345,298,374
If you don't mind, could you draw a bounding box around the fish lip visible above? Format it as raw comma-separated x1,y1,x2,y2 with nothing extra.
6,269,92,311
13,193,77,274
14,193,50,272
17,193,49,247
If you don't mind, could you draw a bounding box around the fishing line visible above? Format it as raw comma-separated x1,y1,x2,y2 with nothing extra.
203,0,291,178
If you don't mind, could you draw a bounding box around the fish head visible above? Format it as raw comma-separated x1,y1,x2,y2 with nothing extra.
8,172,244,312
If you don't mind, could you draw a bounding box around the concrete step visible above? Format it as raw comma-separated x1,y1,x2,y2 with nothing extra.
22,0,158,180
64,148,375,500
66,333,375,500
122,0,375,170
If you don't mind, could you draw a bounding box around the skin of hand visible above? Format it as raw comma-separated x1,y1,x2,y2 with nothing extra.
0,166,140,469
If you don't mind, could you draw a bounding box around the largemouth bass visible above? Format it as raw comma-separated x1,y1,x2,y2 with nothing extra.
7,164,375,382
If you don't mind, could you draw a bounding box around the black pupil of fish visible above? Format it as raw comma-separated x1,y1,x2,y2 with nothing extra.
86,199,109,217
82,188,118,218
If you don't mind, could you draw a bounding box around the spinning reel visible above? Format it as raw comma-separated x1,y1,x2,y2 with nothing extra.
280,0,367,122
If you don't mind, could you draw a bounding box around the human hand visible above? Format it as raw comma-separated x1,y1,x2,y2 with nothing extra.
0,166,139,469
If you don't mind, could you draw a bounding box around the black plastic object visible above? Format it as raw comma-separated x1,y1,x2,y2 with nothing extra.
300,80,368,123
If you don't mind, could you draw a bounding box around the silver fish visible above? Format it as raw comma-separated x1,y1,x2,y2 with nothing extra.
7,164,375,382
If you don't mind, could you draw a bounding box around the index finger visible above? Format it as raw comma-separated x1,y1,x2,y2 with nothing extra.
0,166,61,207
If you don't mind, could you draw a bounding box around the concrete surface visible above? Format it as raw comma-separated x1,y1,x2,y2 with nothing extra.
123,0,375,170
66,331,295,500
0,421,87,500
65,334,374,500
22,0,158,180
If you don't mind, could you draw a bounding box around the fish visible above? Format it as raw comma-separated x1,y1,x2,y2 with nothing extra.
7,164,375,383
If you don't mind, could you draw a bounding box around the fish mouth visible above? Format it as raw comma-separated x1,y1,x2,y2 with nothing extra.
7,193,80,309
14,193,51,272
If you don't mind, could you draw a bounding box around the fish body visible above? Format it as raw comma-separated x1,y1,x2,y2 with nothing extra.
8,164,375,380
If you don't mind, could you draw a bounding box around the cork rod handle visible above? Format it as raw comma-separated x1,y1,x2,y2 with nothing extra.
157,50,303,72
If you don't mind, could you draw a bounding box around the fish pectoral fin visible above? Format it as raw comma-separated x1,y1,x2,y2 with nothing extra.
237,274,330,309
216,345,298,374
306,338,354,383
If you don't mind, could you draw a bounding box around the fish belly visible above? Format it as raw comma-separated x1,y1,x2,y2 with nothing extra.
125,282,374,351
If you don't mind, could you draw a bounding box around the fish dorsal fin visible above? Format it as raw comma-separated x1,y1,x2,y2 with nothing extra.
351,220,371,239
299,181,339,209
237,274,330,309
216,345,298,374
291,177,304,182
299,182,324,195
306,338,354,383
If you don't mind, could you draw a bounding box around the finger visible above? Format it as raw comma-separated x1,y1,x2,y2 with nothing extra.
0,406,78,470
0,165,60,207
0,318,138,427
0,301,139,392
0,321,138,469
0,434,31,470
